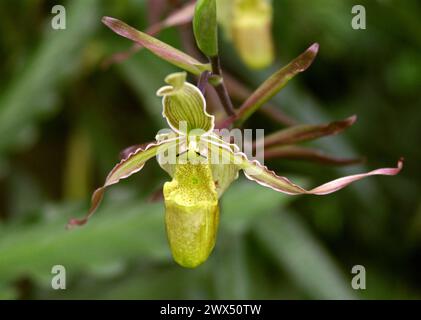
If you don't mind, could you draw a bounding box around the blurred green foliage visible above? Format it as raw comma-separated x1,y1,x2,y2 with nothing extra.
0,0,420,299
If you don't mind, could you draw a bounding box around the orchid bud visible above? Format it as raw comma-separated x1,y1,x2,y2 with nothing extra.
193,0,218,57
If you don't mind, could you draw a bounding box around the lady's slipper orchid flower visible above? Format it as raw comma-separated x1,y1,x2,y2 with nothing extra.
217,0,275,69
68,72,403,268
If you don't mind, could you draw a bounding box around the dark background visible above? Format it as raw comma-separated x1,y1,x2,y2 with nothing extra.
0,0,420,299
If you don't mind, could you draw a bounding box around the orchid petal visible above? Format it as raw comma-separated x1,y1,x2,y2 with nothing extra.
159,1,195,30
256,116,357,148
67,138,179,228
198,134,240,197
157,137,188,178
236,43,319,124
103,2,196,68
204,137,403,195
119,143,151,160
157,72,215,134
102,16,211,75
243,157,403,195
264,145,362,166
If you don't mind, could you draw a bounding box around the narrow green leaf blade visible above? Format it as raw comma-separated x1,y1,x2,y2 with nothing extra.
255,211,356,299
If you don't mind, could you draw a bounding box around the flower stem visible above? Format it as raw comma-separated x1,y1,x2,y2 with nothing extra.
210,56,236,116
197,70,210,94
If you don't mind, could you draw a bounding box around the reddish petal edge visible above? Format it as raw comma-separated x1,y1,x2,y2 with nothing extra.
244,157,404,195
66,138,178,229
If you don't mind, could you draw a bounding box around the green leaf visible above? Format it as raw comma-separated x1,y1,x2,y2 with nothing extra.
254,211,356,299
0,0,99,153
102,16,211,75
193,0,218,57
235,43,319,124
220,180,292,234
0,180,287,298
0,201,169,285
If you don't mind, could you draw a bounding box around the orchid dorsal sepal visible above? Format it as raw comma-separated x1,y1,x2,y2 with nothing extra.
157,72,215,135
102,16,211,75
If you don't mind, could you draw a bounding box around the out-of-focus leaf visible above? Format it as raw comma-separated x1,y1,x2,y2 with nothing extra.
235,43,319,124
0,180,286,293
63,127,93,200
211,233,251,299
118,52,178,125
146,0,168,25
0,284,17,300
254,211,356,299
0,0,99,153
102,16,211,75
193,0,218,57
231,0,274,69
0,200,169,285
220,181,292,233
38,266,204,299
161,1,195,32
264,145,362,166
257,115,357,148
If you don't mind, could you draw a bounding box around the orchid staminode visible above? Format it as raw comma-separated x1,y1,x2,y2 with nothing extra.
68,72,402,268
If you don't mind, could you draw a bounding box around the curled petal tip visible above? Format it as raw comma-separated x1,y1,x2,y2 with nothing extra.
398,157,404,169
66,218,87,230
309,42,320,53
347,114,358,125
101,16,115,26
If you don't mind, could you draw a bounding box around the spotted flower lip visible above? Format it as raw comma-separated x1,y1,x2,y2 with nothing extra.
68,73,403,268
